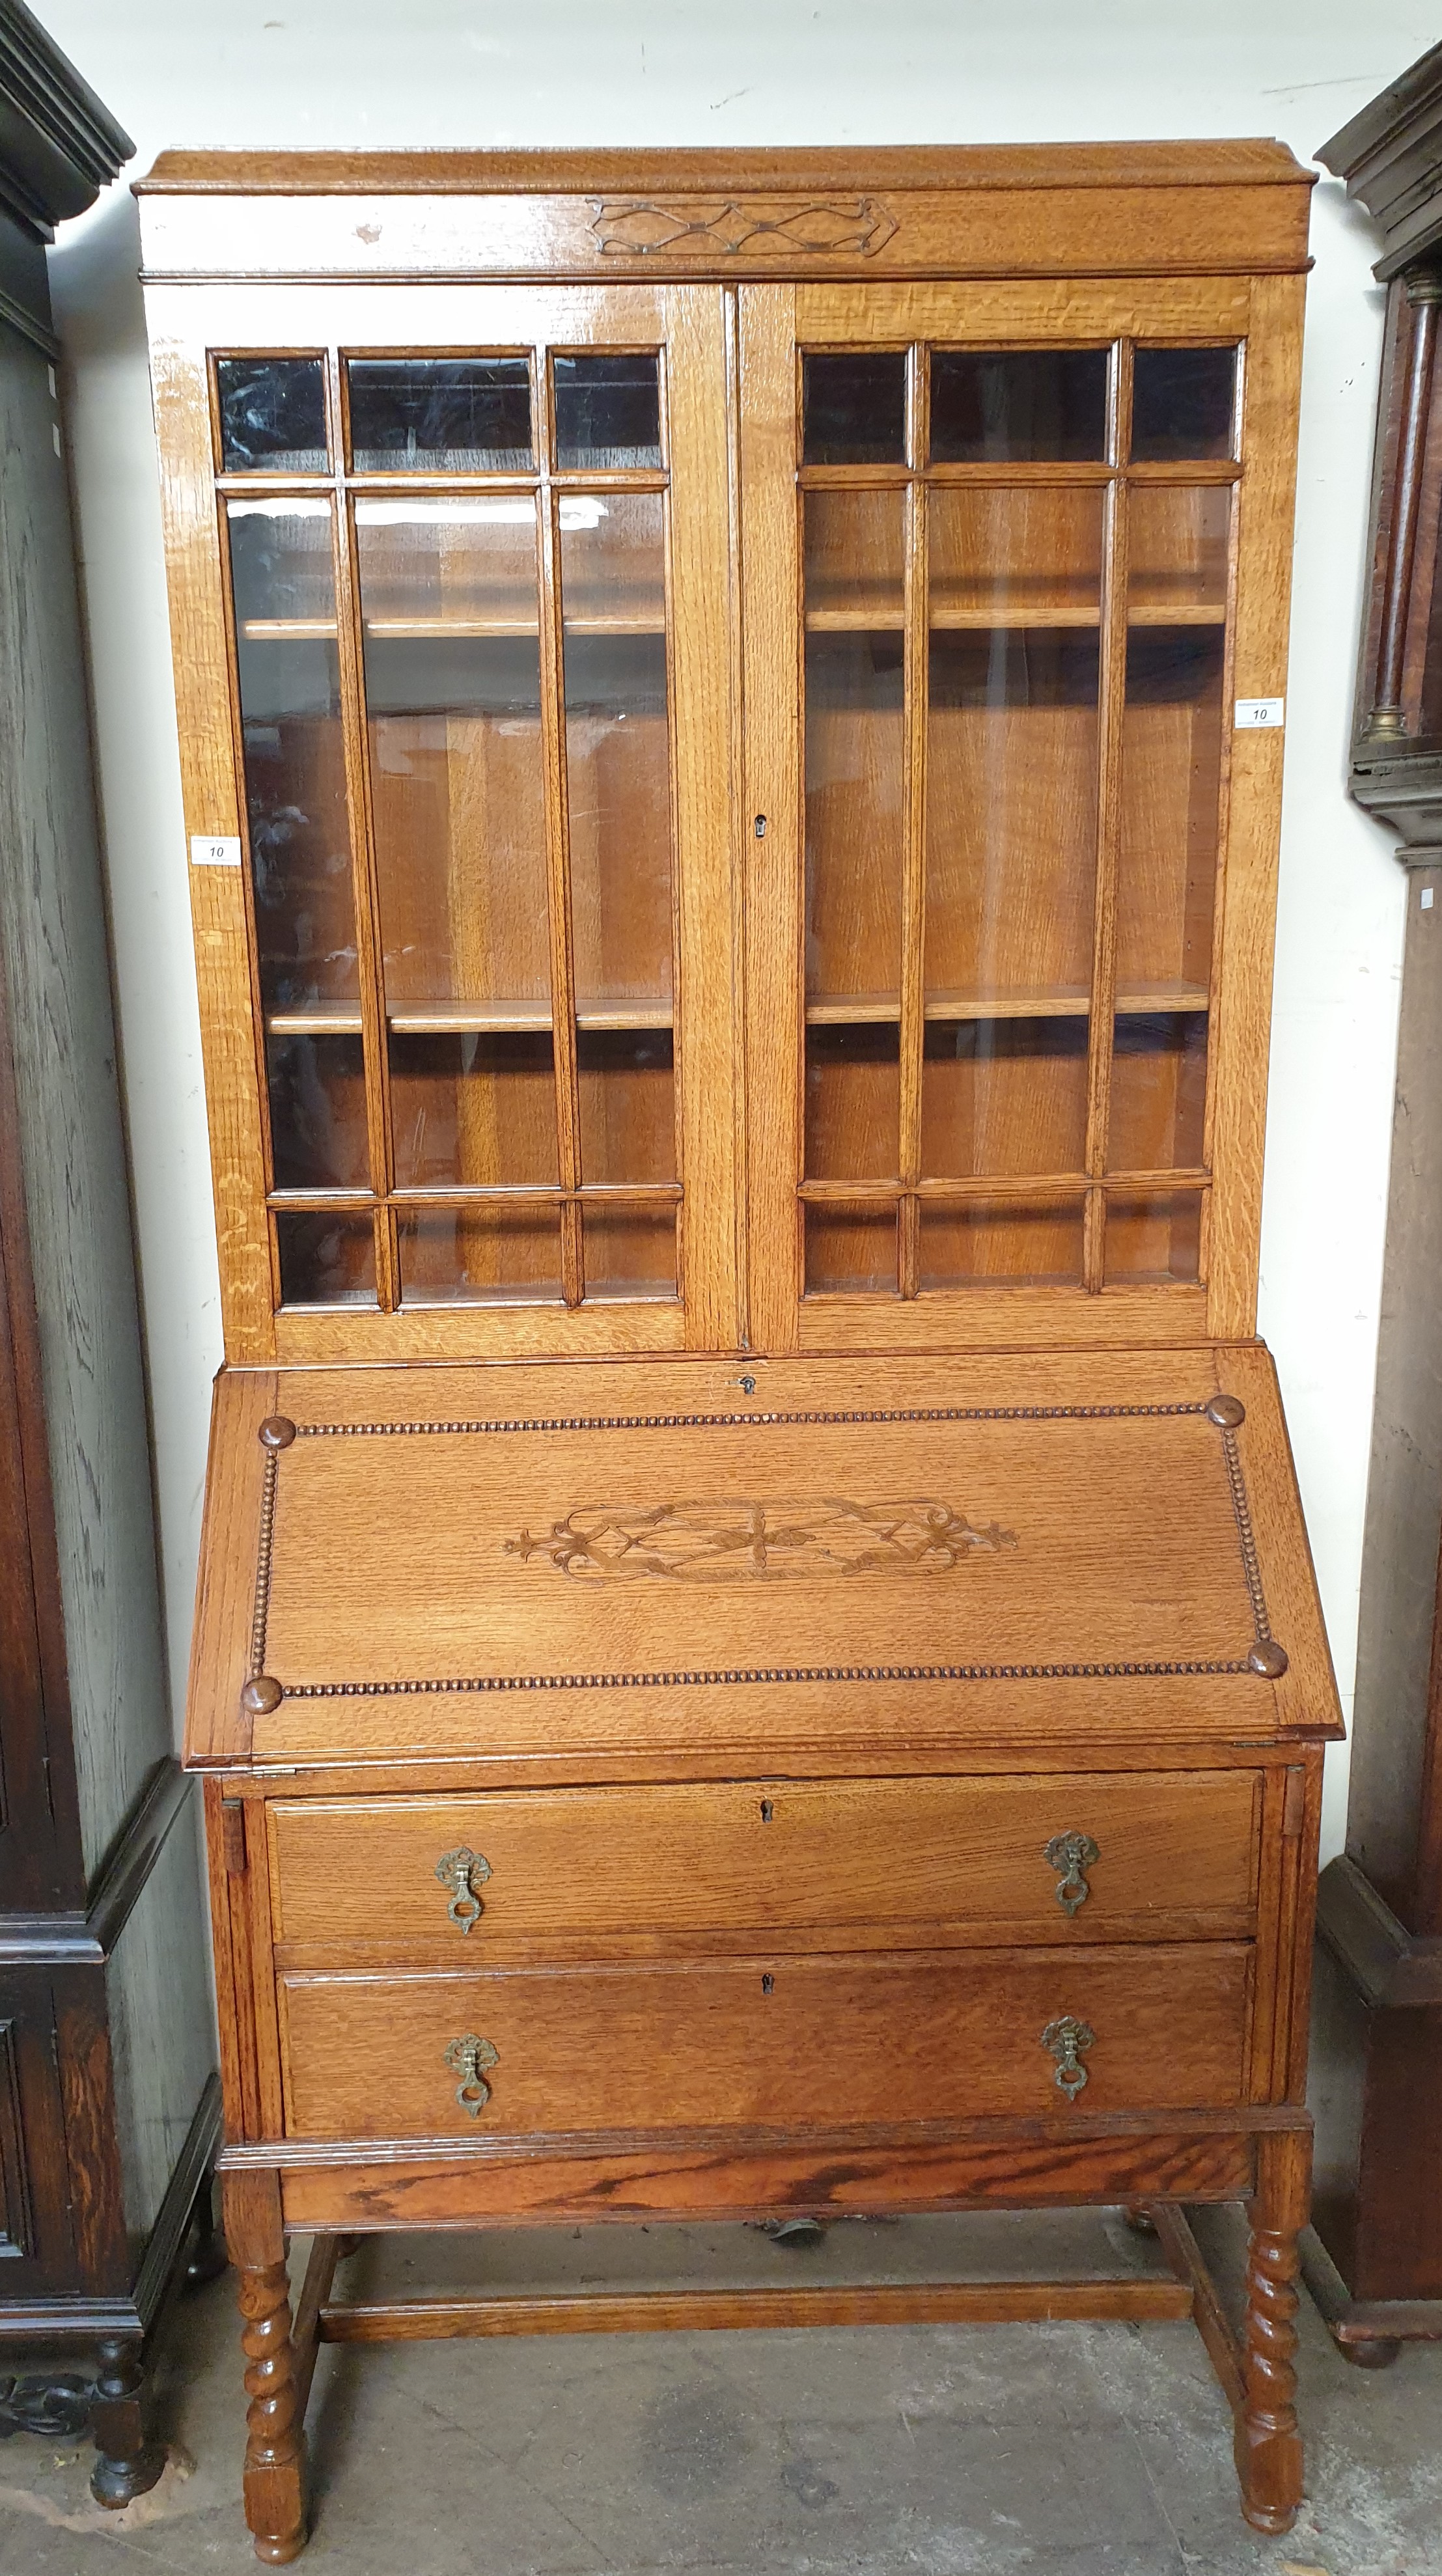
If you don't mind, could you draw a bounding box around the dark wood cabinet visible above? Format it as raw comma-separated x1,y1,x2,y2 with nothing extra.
1306,46,1442,2364
0,0,219,2498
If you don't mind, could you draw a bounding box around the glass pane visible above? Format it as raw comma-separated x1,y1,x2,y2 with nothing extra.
266,1034,368,1189
553,354,660,469
921,1018,1088,1179
583,1207,676,1301
1131,348,1237,462
926,630,1099,1010
346,358,533,471
806,1025,900,1182
1105,1191,1202,1284
389,1032,558,1189
577,1030,674,1183
562,494,672,1008
1128,485,1229,622
804,490,904,632
802,353,906,465
806,633,904,1009
1115,628,1225,1001
930,350,1107,464
228,503,359,1019
930,486,1103,632
357,499,549,1013
398,1206,562,1305
217,358,327,473
805,1202,898,1294
919,1198,1085,1288
1108,1012,1208,1174
275,1211,377,1307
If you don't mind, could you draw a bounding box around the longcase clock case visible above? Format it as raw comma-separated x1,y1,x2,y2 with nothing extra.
136,142,1338,2560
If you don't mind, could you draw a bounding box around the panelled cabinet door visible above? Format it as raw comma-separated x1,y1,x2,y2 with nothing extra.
740,276,1301,1353
150,282,740,1361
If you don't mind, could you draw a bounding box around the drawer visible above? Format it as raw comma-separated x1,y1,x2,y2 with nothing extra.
277,1944,1252,2138
266,1772,1260,1954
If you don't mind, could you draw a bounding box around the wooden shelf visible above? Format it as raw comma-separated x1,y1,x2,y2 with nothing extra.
242,618,338,640
243,616,666,641
1127,602,1228,625
249,607,1221,643
267,999,675,1039
390,999,672,1036
266,1005,363,1036
275,991,1204,1041
805,603,1227,632
805,983,1208,1026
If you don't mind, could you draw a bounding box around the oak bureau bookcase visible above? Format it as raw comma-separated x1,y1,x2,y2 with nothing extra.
135,144,1337,2557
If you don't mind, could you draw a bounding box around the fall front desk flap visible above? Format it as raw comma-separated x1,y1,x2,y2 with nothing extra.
186,1346,1342,1769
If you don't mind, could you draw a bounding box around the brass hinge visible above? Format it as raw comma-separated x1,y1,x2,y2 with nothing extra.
1281,1767,1307,1839
220,1797,247,1875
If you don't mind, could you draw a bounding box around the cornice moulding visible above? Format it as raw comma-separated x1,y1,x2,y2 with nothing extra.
0,0,131,243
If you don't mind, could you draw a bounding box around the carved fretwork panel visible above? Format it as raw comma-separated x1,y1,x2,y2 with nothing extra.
591,195,898,258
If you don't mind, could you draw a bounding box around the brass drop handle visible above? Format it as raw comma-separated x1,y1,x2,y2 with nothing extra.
1044,1830,1099,1916
443,2033,498,2116
1041,2014,1095,2101
436,1844,492,1933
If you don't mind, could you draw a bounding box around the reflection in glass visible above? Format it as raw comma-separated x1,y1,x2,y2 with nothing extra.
562,494,672,1007
802,352,906,465
805,1202,898,1294
1108,1012,1208,1175
930,486,1103,629
926,630,1099,1010
1115,628,1225,999
930,350,1107,464
1128,486,1229,620
357,499,549,1011
1105,1191,1202,1284
389,1032,559,1189
228,503,359,1018
921,1018,1088,1178
804,489,904,631
577,1031,674,1183
398,1206,562,1305
583,1208,676,1301
553,354,661,469
805,1025,900,1182
217,358,328,473
805,633,904,1006
266,1035,369,1189
347,358,533,471
1131,347,1237,462
919,1199,1085,1288
275,1211,377,1307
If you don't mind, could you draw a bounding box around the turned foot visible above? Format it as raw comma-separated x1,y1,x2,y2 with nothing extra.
1339,2334,1402,2370
89,2337,165,2508
239,2258,307,2562
1234,2135,1307,2534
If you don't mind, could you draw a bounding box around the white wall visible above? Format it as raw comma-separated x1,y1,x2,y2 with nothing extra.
36,1,1433,1855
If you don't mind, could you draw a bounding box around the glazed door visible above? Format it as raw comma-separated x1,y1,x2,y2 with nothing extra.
151,281,739,1361
740,276,1300,1353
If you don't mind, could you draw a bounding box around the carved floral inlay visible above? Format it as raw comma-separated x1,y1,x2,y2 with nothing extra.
503,1498,1017,1582
590,196,899,258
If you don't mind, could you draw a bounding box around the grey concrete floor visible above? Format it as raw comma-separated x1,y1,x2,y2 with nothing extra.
0,2208,1438,2576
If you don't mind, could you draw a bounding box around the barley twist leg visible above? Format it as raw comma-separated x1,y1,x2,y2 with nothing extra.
238,2258,307,2563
